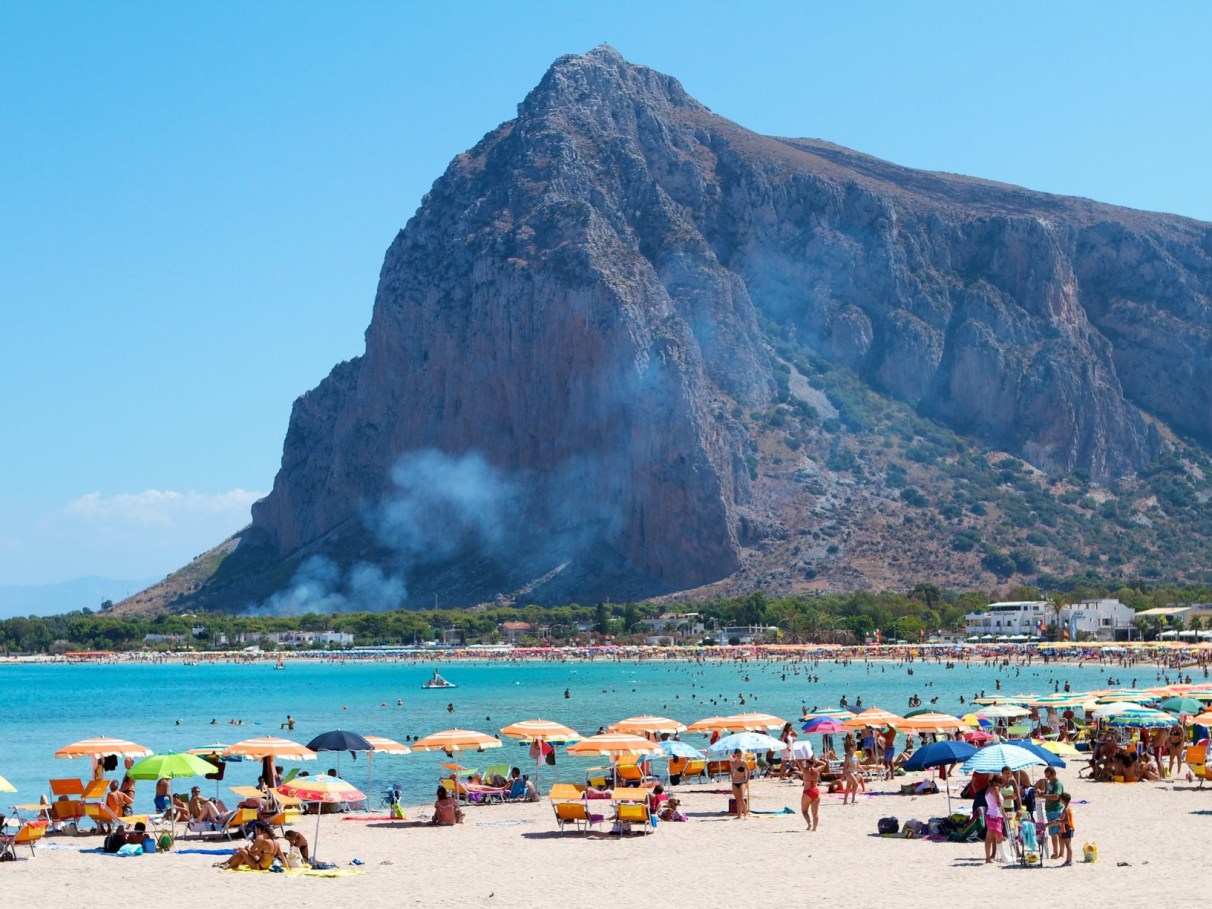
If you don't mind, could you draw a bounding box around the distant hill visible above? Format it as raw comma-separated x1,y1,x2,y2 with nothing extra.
118,47,1212,616
0,575,158,618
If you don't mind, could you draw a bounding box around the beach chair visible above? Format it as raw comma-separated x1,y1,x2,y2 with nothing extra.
706,759,730,781
681,759,707,784
202,807,258,841
0,820,48,859
483,764,510,787
1016,813,1045,868
611,788,653,835
614,764,657,787
81,779,109,801
549,784,598,834
585,767,611,789
48,778,84,799
1185,740,1211,787
50,799,86,832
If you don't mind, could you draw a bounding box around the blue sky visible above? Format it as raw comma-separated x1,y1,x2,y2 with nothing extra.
1,1,1208,589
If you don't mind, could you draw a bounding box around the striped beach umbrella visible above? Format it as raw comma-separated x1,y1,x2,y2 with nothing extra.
565,733,662,758
607,716,687,736
55,737,153,759
410,729,502,754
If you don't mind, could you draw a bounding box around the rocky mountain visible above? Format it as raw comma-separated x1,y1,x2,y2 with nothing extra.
119,47,1212,616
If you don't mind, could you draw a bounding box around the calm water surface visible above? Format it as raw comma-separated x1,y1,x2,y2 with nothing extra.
0,655,1155,808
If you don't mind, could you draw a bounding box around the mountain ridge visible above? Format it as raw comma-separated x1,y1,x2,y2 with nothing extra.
115,46,1212,616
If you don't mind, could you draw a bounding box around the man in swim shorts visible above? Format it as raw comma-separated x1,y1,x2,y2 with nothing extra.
881,726,897,780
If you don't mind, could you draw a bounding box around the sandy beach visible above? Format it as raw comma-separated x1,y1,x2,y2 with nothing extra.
4,766,1203,907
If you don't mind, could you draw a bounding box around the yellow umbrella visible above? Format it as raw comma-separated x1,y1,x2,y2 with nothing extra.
0,774,15,793
410,729,502,754
607,716,686,736
1035,740,1081,758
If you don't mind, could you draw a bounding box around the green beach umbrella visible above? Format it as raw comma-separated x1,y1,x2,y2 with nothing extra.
126,751,219,780
1159,697,1203,715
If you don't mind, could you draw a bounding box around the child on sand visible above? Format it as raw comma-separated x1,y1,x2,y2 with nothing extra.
1054,792,1075,866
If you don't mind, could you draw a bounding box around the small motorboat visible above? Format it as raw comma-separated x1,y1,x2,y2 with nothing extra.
422,670,457,689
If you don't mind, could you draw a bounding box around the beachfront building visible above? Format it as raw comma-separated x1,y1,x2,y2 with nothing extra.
720,625,780,644
499,621,535,644
640,612,705,644
964,601,1048,639
1060,599,1134,641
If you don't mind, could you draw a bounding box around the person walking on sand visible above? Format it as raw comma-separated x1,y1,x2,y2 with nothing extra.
801,757,822,830
730,749,750,818
842,741,860,804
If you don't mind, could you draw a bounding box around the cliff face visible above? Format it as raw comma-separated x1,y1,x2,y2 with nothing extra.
241,46,1212,610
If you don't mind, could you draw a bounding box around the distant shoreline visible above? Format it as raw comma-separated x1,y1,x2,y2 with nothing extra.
0,640,1197,670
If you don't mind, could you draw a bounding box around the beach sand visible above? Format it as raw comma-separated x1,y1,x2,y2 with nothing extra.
3,769,1202,907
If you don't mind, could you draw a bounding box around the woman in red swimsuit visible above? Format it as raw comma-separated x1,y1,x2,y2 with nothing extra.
801,758,823,831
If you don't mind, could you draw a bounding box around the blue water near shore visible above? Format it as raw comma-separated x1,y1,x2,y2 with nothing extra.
0,655,1161,810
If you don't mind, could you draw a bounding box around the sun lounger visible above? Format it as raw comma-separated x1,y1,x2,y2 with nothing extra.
0,820,48,859
200,806,258,841
442,777,508,805
51,799,86,831
549,783,600,834
611,788,654,835
49,779,84,798
680,759,707,783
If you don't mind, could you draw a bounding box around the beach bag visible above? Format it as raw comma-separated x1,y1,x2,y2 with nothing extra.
877,816,899,835
1083,841,1098,863
390,801,406,820
103,831,126,854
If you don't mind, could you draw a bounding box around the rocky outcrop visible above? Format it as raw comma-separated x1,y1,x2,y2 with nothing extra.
238,46,1211,609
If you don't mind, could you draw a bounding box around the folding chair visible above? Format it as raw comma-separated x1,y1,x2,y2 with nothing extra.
0,821,48,859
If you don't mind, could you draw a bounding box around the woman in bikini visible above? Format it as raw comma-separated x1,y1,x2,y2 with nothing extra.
801,757,823,830
729,749,750,818
842,742,860,805
1168,724,1186,778
217,821,282,870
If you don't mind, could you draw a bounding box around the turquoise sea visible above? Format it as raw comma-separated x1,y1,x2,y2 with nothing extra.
0,655,1159,810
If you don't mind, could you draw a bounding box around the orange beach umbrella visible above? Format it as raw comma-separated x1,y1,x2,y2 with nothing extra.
565,733,662,758
842,708,904,729
892,713,966,734
222,737,317,760
411,729,502,754
607,716,686,736
499,720,583,743
56,737,153,759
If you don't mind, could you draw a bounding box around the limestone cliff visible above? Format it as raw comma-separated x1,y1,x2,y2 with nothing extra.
212,47,1211,611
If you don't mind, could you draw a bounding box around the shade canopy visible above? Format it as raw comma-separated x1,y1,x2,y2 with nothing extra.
607,716,687,735
410,729,502,754
364,736,412,755
126,752,219,780
56,737,152,759
893,713,966,734
654,740,705,760
961,743,1048,774
498,720,582,743
975,704,1030,719
306,730,374,753
842,708,904,729
704,732,788,755
223,737,317,760
801,718,847,734
278,773,365,804
902,740,977,771
565,733,662,758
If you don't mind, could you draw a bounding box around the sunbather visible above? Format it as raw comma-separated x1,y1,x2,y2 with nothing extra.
431,786,464,826
215,821,282,870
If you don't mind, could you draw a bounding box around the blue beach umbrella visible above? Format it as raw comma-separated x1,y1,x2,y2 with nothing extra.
903,740,977,813
1003,739,1065,768
704,732,787,756
654,740,705,760
961,743,1048,774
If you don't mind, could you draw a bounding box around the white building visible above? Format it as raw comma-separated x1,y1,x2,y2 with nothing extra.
1060,599,1134,641
964,601,1049,638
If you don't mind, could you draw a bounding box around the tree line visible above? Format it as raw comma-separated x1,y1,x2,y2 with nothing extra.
1,579,1209,654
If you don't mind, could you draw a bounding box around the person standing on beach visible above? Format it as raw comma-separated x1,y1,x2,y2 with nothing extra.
730,749,750,818
801,758,822,830
1042,766,1064,859
880,726,897,780
842,741,860,804
1054,792,1075,866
